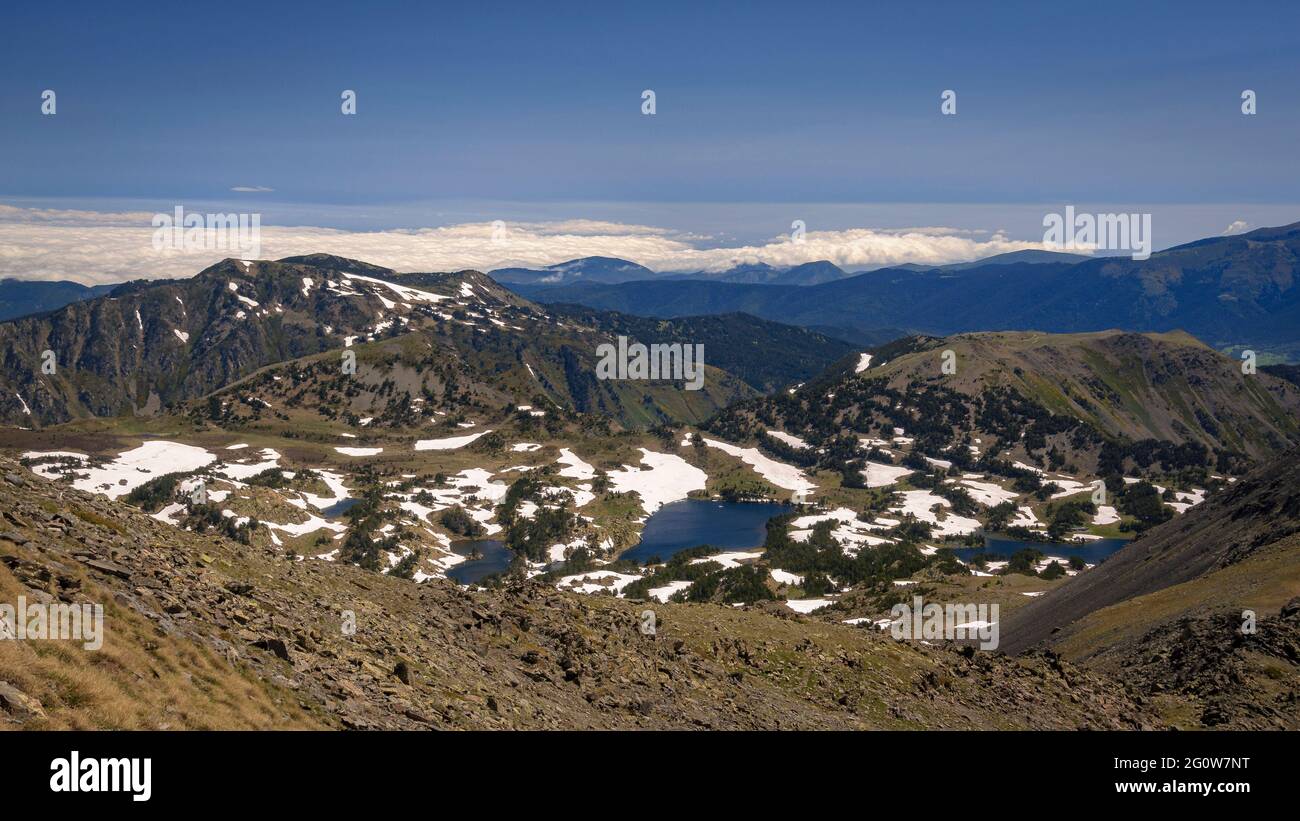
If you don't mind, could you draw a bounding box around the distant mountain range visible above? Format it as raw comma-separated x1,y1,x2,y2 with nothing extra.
660,259,856,286
488,256,655,286
929,248,1094,271
491,249,1094,290
513,222,1300,359
0,278,117,322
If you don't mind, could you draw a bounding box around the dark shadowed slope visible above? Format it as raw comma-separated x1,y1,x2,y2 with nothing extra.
0,279,116,322
541,305,856,393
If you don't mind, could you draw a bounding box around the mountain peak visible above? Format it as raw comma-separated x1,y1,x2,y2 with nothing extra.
489,256,654,286
276,254,396,277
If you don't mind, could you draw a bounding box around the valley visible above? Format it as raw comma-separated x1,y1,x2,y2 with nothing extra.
2,248,1298,731
8,2,1300,800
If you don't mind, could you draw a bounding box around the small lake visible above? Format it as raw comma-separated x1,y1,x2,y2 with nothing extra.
446,539,513,585
319,497,359,517
620,499,793,565
953,536,1132,565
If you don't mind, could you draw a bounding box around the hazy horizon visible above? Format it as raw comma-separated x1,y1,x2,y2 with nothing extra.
4,1,1300,282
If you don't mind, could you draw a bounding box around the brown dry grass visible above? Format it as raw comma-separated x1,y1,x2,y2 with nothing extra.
0,549,325,730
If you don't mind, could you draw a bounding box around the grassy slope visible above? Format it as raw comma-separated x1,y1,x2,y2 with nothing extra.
867,330,1300,457
0,502,322,730
1049,535,1300,667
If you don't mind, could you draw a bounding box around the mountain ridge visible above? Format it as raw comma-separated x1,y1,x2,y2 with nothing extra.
0,278,118,322
513,221,1300,358
0,256,850,429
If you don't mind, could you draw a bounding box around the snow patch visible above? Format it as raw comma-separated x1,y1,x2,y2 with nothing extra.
414,430,490,451
607,449,707,514
702,437,815,493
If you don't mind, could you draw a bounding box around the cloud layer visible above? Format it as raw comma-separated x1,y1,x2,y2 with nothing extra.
0,204,1053,285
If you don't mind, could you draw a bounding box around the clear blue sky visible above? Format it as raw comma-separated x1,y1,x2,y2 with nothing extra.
3,0,1298,210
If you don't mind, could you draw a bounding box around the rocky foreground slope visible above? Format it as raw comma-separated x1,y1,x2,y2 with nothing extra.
0,455,1155,730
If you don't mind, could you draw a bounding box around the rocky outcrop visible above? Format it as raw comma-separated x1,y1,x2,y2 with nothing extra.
1120,601,1300,729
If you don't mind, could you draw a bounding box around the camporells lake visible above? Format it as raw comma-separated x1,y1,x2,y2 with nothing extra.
447,499,795,584
619,499,794,564
445,502,1132,585
446,538,513,585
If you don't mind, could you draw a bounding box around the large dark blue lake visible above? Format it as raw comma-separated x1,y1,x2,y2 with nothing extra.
620,499,793,565
446,539,513,584
953,536,1132,565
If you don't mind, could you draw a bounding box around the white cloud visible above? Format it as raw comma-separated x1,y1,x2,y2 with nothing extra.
230,186,275,193
0,203,158,225
1222,219,1249,235
0,204,1055,285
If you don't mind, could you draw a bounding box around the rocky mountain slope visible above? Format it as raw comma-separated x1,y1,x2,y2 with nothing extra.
0,454,1159,729
857,330,1300,460
1001,447,1300,654
706,330,1300,482
0,255,858,429
0,256,477,425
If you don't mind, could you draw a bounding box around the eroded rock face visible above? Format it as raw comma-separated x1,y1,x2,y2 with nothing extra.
1120,604,1300,730
0,455,1159,730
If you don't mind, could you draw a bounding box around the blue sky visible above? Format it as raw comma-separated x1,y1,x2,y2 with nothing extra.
2,0,1299,280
